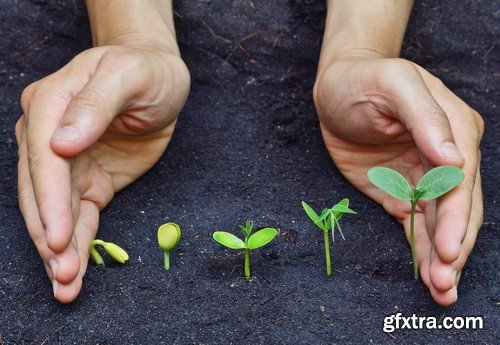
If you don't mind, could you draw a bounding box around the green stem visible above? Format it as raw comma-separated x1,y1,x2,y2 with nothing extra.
244,248,250,281
164,251,170,270
410,201,419,279
89,240,106,266
324,230,332,276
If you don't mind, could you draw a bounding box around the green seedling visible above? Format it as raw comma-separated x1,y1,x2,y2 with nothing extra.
157,222,181,270
367,165,464,279
213,221,277,281
302,199,357,276
89,239,129,266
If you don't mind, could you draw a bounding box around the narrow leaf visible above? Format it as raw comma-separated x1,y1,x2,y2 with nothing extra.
331,204,357,215
367,167,413,201
213,231,245,250
302,201,319,222
416,166,464,200
247,228,277,249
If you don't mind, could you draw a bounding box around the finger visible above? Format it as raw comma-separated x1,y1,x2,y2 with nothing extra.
432,111,481,263
379,59,465,167
50,55,147,157
428,164,482,297
25,81,75,253
54,201,99,304
17,123,80,286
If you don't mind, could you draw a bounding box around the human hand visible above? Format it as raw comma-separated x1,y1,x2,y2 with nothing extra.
313,57,484,306
16,44,190,303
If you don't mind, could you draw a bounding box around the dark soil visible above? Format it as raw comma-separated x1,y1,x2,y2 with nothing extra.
0,0,498,344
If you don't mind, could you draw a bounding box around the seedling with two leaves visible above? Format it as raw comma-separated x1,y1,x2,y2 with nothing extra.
213,221,277,281
367,165,464,279
157,222,182,270
302,199,357,276
89,239,129,266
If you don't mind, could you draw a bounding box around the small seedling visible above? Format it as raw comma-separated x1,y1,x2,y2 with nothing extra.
302,199,357,276
89,239,129,266
157,222,181,270
367,165,464,279
213,221,277,281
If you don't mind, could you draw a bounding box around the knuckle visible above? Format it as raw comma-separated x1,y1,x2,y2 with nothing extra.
20,82,38,112
27,148,44,172
15,117,25,140
71,87,105,113
472,110,485,138
381,58,415,79
313,65,336,112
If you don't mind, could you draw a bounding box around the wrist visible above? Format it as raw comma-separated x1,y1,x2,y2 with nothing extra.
318,0,413,73
86,0,180,55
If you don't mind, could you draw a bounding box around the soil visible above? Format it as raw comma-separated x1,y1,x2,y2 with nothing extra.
0,0,498,344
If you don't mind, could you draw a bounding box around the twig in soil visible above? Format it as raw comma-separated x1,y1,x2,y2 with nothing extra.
223,32,258,65
343,245,358,258
386,333,397,340
273,30,283,48
173,10,183,20
201,18,231,44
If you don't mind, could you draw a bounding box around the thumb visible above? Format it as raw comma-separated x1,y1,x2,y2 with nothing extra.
50,68,130,157
385,62,465,167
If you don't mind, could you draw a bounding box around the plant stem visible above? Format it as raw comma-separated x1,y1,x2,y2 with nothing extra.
324,230,332,276
89,240,106,265
164,251,170,270
410,201,418,279
244,248,250,281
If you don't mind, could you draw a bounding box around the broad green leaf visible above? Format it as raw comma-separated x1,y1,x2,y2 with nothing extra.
367,167,413,201
247,228,277,249
213,231,245,249
157,223,181,251
302,201,319,222
416,166,464,200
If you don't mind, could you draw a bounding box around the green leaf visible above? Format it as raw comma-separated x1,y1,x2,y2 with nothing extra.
302,202,327,231
213,231,245,250
247,228,277,249
416,166,464,200
317,209,330,222
240,220,253,238
367,167,413,201
102,242,129,263
157,223,181,251
302,201,319,222
331,204,357,215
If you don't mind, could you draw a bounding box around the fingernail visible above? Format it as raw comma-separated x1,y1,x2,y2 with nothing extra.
52,126,80,142
49,259,58,280
440,142,464,160
52,280,58,298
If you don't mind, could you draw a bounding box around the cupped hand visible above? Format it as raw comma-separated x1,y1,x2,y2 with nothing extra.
313,57,483,306
16,45,190,303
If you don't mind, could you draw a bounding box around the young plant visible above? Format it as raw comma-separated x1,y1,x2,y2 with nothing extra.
89,239,129,266
367,165,464,279
157,222,181,270
301,199,357,276
212,221,277,281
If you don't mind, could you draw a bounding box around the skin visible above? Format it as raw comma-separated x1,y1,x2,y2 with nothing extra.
16,0,483,305
315,0,484,306
16,0,190,303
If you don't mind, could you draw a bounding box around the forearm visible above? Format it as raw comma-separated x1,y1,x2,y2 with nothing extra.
86,0,179,55
318,0,413,73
